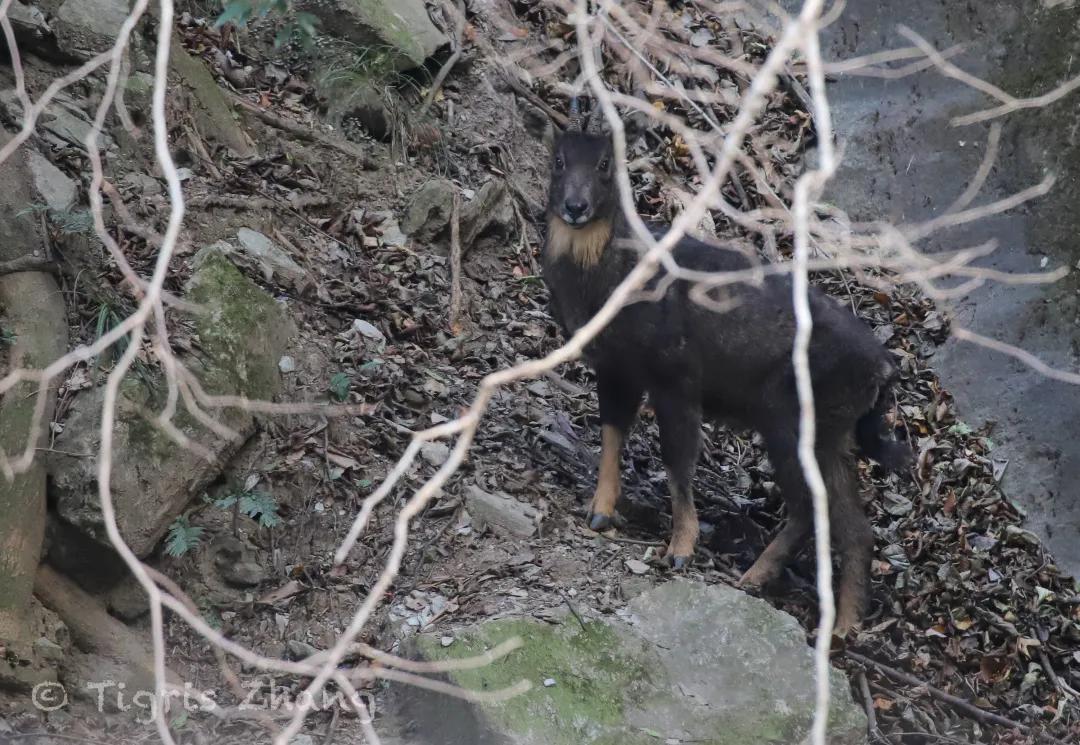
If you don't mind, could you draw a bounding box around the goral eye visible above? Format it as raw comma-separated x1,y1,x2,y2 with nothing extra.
598,158,610,171
554,156,565,170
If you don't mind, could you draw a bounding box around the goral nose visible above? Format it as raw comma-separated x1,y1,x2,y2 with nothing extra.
564,200,588,220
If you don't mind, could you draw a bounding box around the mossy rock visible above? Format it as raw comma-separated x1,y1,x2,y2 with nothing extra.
402,581,867,745
48,249,295,560
187,245,296,400
300,0,448,72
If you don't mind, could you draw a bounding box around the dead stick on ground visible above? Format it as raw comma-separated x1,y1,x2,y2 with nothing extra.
229,94,368,160
448,191,464,333
417,0,467,120
846,651,1071,745
501,70,570,130
855,670,879,740
0,257,55,275
1036,644,1080,698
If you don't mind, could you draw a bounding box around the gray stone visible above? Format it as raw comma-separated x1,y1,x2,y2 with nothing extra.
404,580,866,745
351,318,386,346
3,2,76,64
0,90,113,151
33,637,64,663
375,211,408,247
287,640,320,660
213,536,270,588
459,179,513,247
402,178,457,242
117,71,156,133
48,248,295,558
168,32,256,157
300,0,448,71
103,576,151,621
233,230,311,289
6,3,50,39
420,441,451,467
55,0,130,56
464,485,541,538
25,151,76,213
41,96,100,149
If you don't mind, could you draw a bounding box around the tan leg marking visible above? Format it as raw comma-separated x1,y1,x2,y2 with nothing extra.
588,425,623,527
666,481,699,568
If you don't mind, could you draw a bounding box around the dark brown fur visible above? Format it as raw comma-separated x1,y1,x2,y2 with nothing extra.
541,122,909,633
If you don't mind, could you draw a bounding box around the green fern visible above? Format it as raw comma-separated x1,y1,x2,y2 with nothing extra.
329,372,351,402
165,516,204,557
216,1,319,48
242,491,282,528
216,490,281,528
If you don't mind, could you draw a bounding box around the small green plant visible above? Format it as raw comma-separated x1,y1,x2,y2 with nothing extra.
329,372,351,402
948,421,974,436
216,0,319,48
16,203,96,237
165,516,205,557
91,302,131,376
318,42,411,90
0,328,15,346
170,711,190,731
216,490,282,528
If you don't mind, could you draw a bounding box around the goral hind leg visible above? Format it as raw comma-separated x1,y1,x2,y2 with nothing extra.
739,430,812,588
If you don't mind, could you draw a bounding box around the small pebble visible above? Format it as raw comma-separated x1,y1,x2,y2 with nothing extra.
441,636,455,647
543,678,556,687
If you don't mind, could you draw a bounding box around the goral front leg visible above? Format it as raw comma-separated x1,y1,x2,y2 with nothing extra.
654,388,703,570
587,371,642,531
587,424,623,530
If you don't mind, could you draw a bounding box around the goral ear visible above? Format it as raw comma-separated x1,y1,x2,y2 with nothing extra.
522,103,556,151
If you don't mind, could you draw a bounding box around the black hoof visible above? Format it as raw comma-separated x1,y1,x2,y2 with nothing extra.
589,513,613,531
671,555,690,571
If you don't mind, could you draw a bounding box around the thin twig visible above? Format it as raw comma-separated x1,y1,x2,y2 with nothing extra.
846,651,1072,745
417,0,467,120
856,670,880,738
448,190,464,333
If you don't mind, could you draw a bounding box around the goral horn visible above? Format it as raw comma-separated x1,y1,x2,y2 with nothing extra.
568,96,584,132
586,99,605,134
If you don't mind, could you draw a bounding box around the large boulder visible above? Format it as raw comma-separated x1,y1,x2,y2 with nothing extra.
2,2,78,64
168,32,257,157
403,581,867,745
0,138,70,686
300,0,448,71
47,247,295,562
54,0,131,57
